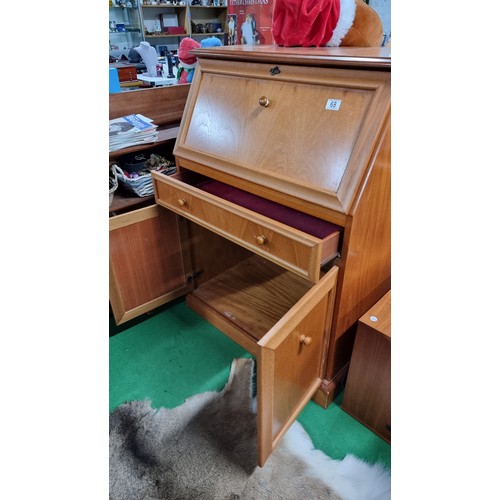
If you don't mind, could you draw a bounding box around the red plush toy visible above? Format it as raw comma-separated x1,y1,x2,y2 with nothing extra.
272,0,383,48
177,37,201,84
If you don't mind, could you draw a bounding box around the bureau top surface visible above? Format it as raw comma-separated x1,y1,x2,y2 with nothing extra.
190,45,391,70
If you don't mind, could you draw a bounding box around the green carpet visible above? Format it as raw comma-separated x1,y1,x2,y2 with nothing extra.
110,299,390,469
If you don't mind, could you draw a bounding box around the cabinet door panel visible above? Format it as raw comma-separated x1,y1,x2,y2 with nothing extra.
109,205,193,325
256,265,338,466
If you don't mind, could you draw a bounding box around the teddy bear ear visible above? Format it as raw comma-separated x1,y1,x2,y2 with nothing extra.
337,0,384,47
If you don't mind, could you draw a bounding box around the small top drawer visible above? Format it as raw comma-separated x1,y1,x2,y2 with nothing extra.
152,170,341,282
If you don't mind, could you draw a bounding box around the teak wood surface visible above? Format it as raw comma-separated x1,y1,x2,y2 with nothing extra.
109,206,193,325
174,46,391,401
109,84,190,126
175,56,390,226
342,291,391,442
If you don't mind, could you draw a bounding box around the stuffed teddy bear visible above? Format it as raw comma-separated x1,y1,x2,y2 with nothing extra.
272,0,383,48
176,37,201,84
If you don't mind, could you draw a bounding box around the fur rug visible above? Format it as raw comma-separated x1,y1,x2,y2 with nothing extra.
109,358,390,499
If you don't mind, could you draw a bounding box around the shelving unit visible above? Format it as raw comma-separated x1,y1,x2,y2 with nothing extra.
141,4,189,49
189,6,227,42
109,4,145,59
109,2,228,57
109,85,190,215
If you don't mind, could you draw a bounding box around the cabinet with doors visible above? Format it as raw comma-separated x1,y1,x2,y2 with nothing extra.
109,46,391,466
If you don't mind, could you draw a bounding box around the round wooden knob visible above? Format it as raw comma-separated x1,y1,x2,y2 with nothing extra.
259,96,270,107
255,235,267,245
178,198,187,207
299,335,312,346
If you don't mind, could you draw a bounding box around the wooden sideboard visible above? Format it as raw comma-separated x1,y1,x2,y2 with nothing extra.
110,46,390,466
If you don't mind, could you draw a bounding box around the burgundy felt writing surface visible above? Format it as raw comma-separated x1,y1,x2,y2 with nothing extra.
197,179,341,239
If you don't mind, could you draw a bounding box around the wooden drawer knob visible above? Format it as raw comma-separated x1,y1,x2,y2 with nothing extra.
255,235,267,245
178,198,188,207
299,335,312,346
259,96,270,107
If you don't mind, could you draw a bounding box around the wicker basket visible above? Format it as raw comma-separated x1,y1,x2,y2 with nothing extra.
114,164,156,197
109,163,119,206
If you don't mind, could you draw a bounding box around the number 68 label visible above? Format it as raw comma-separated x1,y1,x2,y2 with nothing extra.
325,99,342,111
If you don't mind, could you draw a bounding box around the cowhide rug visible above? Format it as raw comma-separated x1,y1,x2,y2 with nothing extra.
109,358,390,500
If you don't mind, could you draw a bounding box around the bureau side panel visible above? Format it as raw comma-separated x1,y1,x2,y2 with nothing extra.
326,116,391,379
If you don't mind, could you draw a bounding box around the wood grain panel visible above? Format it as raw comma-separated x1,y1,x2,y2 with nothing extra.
342,292,391,442
326,116,391,379
257,265,338,465
175,57,390,220
109,206,193,324
109,84,190,126
184,73,371,193
187,255,312,342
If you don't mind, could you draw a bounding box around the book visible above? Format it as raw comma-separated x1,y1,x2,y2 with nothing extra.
109,114,159,152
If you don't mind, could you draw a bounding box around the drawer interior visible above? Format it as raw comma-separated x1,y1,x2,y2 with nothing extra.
163,169,343,251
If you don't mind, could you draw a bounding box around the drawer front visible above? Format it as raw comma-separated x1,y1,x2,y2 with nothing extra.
153,171,326,281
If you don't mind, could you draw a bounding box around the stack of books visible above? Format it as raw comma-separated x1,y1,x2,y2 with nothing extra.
109,114,158,152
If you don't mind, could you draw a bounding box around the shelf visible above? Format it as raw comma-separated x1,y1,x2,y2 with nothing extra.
110,30,141,34
191,32,225,36
141,5,187,8
187,255,313,342
145,33,187,38
109,125,180,159
109,187,155,215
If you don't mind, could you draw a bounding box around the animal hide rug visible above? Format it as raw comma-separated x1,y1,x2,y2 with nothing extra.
109,358,390,499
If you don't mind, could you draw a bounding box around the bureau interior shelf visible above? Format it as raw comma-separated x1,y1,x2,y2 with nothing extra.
186,254,313,344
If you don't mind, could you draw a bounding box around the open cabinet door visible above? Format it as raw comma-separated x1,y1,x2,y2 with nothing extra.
109,205,194,325
256,265,338,466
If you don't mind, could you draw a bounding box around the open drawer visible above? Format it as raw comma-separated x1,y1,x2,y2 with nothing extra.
185,254,339,466
152,170,341,282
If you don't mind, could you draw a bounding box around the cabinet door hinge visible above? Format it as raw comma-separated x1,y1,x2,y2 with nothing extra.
187,270,203,284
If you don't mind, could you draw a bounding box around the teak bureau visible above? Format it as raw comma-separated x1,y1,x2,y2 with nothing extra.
109,46,391,466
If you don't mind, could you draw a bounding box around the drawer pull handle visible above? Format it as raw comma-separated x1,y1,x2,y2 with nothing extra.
259,96,270,107
178,198,188,208
299,335,312,346
255,235,267,245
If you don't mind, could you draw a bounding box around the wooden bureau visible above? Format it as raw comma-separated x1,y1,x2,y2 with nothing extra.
110,46,391,466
